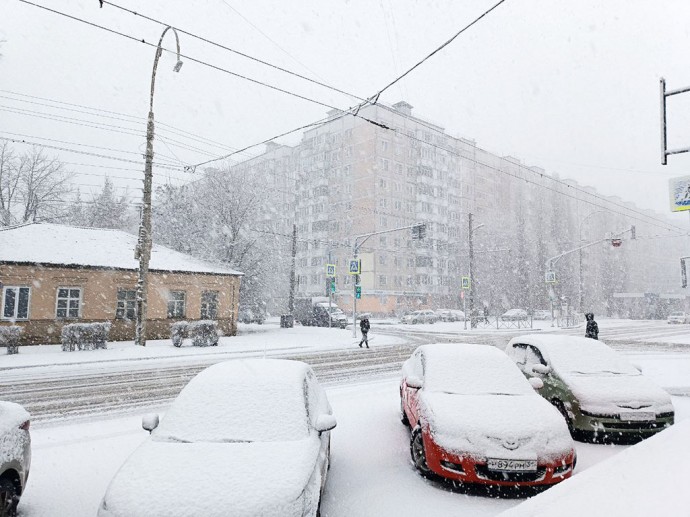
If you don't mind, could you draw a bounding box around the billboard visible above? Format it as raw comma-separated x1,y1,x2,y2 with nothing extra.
669,175,690,212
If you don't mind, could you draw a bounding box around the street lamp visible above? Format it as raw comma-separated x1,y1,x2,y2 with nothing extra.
135,26,183,347
467,213,484,329
578,210,606,313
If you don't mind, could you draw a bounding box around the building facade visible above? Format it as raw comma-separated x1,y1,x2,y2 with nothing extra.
0,224,242,344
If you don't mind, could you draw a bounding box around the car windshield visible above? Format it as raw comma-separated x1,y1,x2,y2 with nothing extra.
154,367,309,444
424,348,533,396
546,343,639,376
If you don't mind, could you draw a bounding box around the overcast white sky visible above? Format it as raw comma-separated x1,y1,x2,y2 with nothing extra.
2,0,690,221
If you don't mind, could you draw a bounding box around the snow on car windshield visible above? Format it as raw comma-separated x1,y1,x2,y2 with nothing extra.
544,340,639,376
423,345,533,395
154,360,309,443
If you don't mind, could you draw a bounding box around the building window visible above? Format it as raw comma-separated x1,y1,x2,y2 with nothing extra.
201,291,219,320
379,275,387,287
2,286,30,320
56,287,81,319
167,291,186,319
116,289,136,320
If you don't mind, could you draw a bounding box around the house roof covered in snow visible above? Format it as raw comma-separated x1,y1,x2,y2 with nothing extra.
0,223,243,276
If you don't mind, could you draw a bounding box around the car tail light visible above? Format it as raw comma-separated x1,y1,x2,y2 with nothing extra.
20,420,30,431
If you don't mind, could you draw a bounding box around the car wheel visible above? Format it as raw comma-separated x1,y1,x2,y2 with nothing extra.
0,478,19,517
410,427,433,477
553,400,574,433
400,397,410,426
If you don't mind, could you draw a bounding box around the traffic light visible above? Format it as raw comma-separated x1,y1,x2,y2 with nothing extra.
330,278,336,293
630,225,636,240
682,258,687,288
355,285,362,299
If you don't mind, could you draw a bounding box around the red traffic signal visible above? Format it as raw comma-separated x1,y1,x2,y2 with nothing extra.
611,238,622,248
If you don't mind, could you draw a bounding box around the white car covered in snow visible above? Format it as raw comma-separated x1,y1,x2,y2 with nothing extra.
505,334,675,442
0,401,31,517
98,359,336,517
400,344,576,488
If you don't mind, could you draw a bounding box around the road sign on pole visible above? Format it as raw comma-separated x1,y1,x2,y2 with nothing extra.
326,264,336,277
545,271,556,284
348,259,361,275
461,276,470,289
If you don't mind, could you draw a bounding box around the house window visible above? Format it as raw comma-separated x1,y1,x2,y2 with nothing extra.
201,291,219,320
116,289,136,320
2,286,30,320
167,291,186,319
56,287,81,319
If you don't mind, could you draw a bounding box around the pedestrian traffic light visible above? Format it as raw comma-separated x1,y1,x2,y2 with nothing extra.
355,285,361,299
330,278,336,293
681,258,688,288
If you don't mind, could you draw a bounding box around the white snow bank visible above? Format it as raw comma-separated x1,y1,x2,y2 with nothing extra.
500,419,690,517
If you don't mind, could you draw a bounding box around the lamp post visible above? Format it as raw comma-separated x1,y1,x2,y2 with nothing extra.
467,213,484,329
578,210,606,313
135,26,183,347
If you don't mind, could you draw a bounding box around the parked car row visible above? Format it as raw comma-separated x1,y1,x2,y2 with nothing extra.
401,335,675,488
399,308,541,324
3,335,674,515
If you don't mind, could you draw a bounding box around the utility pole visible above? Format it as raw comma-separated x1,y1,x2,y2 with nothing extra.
468,213,475,328
135,26,183,347
288,224,296,318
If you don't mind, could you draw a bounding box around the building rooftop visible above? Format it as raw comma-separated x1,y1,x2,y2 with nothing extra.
0,223,243,276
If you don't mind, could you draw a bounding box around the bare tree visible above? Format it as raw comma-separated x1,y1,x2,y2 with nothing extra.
0,142,21,226
17,147,74,224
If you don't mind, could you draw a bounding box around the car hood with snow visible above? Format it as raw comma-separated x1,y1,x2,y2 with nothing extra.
561,371,674,416
99,438,320,517
420,391,573,462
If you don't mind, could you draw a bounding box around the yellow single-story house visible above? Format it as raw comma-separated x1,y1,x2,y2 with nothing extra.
0,223,243,345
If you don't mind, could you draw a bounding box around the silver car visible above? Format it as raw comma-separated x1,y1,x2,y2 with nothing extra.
401,310,438,324
99,359,336,517
0,402,31,517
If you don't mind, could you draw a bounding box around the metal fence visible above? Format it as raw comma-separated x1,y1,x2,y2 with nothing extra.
468,316,533,330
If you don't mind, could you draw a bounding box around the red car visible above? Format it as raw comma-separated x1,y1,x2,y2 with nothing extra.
400,344,576,488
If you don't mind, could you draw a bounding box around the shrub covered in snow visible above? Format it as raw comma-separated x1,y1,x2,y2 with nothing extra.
0,325,22,354
189,320,220,347
61,322,111,351
170,320,219,347
170,321,189,347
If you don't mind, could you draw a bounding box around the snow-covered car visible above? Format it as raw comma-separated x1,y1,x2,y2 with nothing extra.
400,344,576,488
238,307,266,324
401,310,438,324
667,311,689,324
435,309,458,322
0,401,31,517
501,309,529,321
505,335,674,442
99,359,336,517
532,309,551,320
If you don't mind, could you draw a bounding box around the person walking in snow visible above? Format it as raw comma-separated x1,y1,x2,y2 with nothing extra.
585,312,599,340
483,305,490,324
359,316,371,348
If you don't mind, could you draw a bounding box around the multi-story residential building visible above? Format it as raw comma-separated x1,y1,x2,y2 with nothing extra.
231,101,690,318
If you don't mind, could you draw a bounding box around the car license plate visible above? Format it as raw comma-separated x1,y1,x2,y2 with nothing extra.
487,459,537,472
619,412,655,422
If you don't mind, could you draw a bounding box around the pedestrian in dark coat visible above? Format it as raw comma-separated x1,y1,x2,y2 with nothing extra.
585,312,599,340
483,305,490,324
359,317,371,348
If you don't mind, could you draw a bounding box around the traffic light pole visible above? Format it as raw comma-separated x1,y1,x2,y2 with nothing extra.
351,222,426,338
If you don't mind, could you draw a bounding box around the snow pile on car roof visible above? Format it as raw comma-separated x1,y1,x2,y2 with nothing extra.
512,334,639,375
154,359,311,443
421,344,534,396
500,419,690,517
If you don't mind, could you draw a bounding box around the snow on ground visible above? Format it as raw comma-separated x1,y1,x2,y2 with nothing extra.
0,322,402,378
16,353,690,517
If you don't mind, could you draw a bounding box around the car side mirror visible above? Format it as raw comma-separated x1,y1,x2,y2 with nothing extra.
531,364,551,375
406,376,423,389
314,414,337,433
142,413,160,432
529,377,544,390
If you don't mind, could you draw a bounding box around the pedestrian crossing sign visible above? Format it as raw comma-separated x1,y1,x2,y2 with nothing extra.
349,259,361,275
545,271,556,284
461,276,470,289
326,264,336,277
